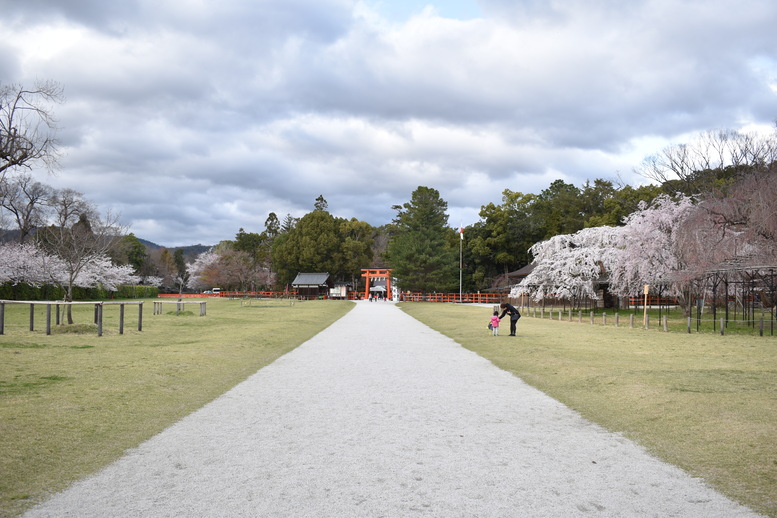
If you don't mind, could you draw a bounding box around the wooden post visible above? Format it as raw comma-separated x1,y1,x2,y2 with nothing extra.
615,313,620,328
645,314,650,330
46,304,52,335
590,311,594,325
720,317,725,336
630,314,634,328
97,304,103,337
138,302,143,332
119,304,125,335
568,309,572,322
578,311,582,324
663,315,668,332
687,317,692,334
603,313,607,326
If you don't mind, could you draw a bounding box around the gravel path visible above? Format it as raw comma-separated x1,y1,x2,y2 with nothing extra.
24,301,761,517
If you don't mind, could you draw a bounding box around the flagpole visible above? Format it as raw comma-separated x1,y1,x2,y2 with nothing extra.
459,225,463,303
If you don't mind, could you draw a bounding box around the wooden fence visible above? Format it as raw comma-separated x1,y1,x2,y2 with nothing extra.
0,300,143,337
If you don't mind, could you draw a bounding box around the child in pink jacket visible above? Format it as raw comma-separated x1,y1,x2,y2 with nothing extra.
490,311,500,336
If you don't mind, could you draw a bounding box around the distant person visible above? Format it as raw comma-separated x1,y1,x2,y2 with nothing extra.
490,310,500,336
499,302,521,336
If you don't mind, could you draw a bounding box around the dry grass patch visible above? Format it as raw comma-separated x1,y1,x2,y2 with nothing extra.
400,302,777,517
0,298,353,518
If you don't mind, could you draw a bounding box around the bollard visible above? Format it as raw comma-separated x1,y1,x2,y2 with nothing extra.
687,317,691,334
720,317,725,336
663,315,668,332
603,313,607,326
590,311,594,325
615,313,619,328
630,314,634,328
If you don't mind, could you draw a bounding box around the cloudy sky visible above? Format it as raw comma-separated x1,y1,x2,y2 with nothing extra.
2,0,776,246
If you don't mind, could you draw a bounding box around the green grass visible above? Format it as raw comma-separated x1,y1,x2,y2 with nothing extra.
399,302,777,517
0,298,352,518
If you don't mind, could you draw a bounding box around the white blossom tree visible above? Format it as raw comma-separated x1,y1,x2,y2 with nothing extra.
0,242,63,287
606,195,696,298
36,190,125,322
188,249,219,291
73,256,138,291
511,226,623,304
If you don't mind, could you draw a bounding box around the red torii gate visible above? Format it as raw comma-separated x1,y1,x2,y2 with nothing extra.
361,268,393,300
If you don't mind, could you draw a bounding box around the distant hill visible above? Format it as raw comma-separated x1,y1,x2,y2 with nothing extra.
0,231,212,260
138,239,211,259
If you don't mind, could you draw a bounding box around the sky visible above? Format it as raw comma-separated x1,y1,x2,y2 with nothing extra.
1,0,776,247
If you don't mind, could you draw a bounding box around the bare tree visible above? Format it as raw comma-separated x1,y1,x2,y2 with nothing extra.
636,126,777,193
0,172,53,242
0,80,64,178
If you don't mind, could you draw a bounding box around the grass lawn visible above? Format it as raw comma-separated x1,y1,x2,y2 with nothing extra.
400,302,777,518
0,298,353,518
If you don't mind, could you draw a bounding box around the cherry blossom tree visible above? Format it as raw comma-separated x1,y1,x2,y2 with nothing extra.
511,226,623,305
36,190,125,322
0,242,63,287
73,256,138,291
606,194,696,298
188,249,220,292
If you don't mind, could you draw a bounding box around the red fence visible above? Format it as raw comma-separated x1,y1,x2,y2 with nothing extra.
159,291,505,303
397,292,504,303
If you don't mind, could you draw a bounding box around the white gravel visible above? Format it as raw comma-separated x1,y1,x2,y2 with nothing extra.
24,301,762,517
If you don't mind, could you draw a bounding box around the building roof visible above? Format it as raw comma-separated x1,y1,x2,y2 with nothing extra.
291,272,334,288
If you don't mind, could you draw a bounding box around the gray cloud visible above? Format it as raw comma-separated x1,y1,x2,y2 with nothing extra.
2,0,776,246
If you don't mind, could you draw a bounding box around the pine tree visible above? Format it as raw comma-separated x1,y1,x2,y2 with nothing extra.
386,186,457,293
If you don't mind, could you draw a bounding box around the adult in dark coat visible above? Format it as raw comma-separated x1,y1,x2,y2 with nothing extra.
498,302,521,336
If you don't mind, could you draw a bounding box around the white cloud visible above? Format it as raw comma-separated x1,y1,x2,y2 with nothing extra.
2,0,776,246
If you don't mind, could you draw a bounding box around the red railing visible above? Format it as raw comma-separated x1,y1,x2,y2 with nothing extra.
159,291,504,303
397,292,504,303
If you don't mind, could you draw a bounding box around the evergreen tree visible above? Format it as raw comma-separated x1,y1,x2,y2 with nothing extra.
386,186,457,292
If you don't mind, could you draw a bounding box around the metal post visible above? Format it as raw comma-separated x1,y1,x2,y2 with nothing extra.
46,305,52,335
138,302,143,331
